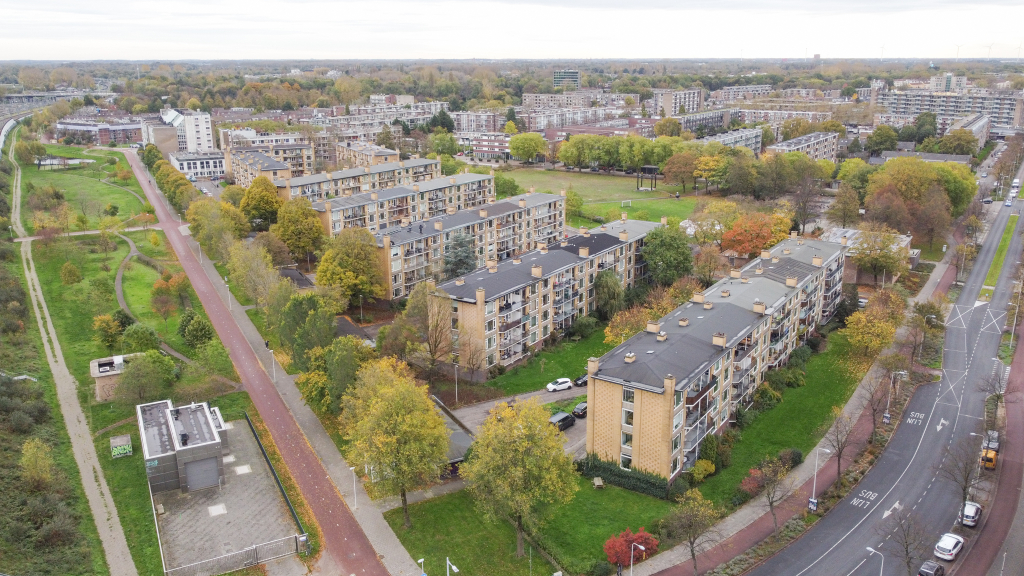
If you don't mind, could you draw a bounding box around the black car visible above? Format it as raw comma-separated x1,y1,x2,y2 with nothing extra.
572,402,588,418
574,374,588,387
918,561,945,576
549,411,576,431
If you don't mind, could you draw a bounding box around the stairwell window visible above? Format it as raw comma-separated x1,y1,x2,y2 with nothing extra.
622,409,633,426
672,433,681,452
623,388,635,403
621,432,632,448
620,453,632,470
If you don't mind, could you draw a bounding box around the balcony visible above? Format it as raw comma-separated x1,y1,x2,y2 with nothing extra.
499,299,523,314
500,317,523,332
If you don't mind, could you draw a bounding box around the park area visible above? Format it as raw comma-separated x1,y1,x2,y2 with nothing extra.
506,168,698,228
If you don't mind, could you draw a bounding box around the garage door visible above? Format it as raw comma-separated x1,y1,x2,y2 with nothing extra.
184,457,219,492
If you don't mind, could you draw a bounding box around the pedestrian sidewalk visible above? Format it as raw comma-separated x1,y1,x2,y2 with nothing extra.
181,235,421,576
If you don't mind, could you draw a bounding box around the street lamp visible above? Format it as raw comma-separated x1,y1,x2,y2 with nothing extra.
809,447,831,512
886,370,909,420
969,432,984,499
269,350,275,381
630,543,645,576
417,558,425,576
446,557,458,576
350,466,358,510
866,547,884,576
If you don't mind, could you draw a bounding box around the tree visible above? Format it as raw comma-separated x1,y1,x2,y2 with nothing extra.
603,528,659,573
151,294,177,329
186,198,250,259
819,406,856,483
939,129,978,156
346,371,450,528
935,434,985,529
755,153,793,200
913,186,952,248
594,269,624,321
863,376,889,444
443,233,477,280
463,398,578,557
427,130,459,157
502,120,518,135
299,336,378,416
880,509,931,576
842,308,896,357
93,314,122,352
866,157,937,205
20,438,54,491
663,489,721,576
721,213,775,257
565,189,584,217
272,198,325,267
122,323,160,352
866,125,898,155
509,133,547,163
277,293,336,370
115,350,176,406
60,261,82,285
847,137,863,154
654,117,682,137
227,241,279,308
723,153,757,197
221,185,246,208
693,244,721,287
759,456,795,535
316,227,384,309
642,226,693,286
493,172,523,197
605,306,649,344
404,282,454,378
374,124,397,150
183,316,214,348
849,222,909,284
240,176,284,231
791,171,821,233
826,184,861,227
781,118,813,141
428,110,455,133
694,155,727,191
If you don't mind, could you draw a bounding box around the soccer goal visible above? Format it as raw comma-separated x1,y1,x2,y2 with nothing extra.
621,200,632,208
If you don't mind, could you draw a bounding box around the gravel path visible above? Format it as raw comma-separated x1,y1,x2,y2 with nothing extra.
8,127,139,576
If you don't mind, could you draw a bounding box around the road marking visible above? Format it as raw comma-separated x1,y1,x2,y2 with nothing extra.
936,418,949,432
846,559,866,576
882,501,902,518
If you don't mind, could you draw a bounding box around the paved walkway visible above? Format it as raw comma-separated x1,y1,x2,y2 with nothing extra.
7,129,138,575
124,152,406,576
14,225,147,242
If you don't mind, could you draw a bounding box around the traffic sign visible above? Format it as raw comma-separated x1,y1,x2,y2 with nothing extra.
883,412,891,425
808,497,818,512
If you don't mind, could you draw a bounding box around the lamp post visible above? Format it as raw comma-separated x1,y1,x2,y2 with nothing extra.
866,547,884,576
225,277,231,311
350,466,358,509
810,447,831,512
417,558,425,576
269,350,275,381
454,361,459,405
969,432,984,499
630,543,645,576
886,370,909,420
446,557,458,576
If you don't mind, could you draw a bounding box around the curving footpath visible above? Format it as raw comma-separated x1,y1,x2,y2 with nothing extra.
8,128,138,576
124,150,392,575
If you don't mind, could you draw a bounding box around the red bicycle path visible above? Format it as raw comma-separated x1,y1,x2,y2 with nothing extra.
654,261,962,576
124,152,387,576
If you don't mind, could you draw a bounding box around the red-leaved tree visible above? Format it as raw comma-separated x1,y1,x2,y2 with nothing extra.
604,527,659,570
721,213,774,257
739,467,765,497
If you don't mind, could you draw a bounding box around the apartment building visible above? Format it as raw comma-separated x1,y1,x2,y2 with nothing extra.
517,107,623,131
227,143,313,187
930,74,968,92
876,89,1024,127
767,131,839,162
275,158,440,202
948,113,991,149
521,91,640,109
168,151,226,180
670,109,734,133
375,192,565,299
438,218,662,369
650,88,704,115
709,85,774,102
733,109,832,124
553,70,582,89
452,111,504,134
54,120,141,144
218,128,306,150
696,128,763,154
158,108,215,153
336,141,399,168
312,172,495,236
370,94,415,106
585,235,844,479
471,133,512,160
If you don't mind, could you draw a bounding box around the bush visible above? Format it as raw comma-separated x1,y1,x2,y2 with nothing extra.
734,404,756,429
576,454,669,499
691,459,715,483
177,308,196,337
59,261,82,285
570,315,598,339
591,561,614,576
718,444,732,469
112,309,135,332
778,448,803,469
183,316,213,348
731,487,752,507
753,384,781,410
103,203,119,216
666,475,690,501
807,335,826,352
789,345,812,368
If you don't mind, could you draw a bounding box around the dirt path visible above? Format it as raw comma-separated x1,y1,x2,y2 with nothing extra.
8,129,139,576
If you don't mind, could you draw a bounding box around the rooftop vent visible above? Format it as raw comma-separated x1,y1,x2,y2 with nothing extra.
180,432,189,447
513,258,522,264
741,276,749,284
772,256,780,263
703,301,714,310
657,331,668,342
783,248,791,255
678,317,690,327
712,332,727,348
721,289,731,298
755,267,764,275
455,278,465,286
624,352,636,364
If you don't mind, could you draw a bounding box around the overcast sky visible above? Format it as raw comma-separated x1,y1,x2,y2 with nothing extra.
2,0,1023,61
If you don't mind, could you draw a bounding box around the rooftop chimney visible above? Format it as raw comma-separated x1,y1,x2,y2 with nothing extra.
413,184,420,192
488,265,497,274
783,248,791,255
657,331,668,342
479,208,488,218
476,287,485,302
619,231,629,241
755,267,764,275
692,293,705,303
512,257,522,264
678,317,690,327
661,216,668,225
721,289,731,298
646,321,661,334
741,276,749,283
519,198,527,208
530,186,536,193
712,332,727,348
841,236,848,246
664,374,676,389
621,212,627,222
730,269,741,278
812,255,823,267
434,221,443,231
760,250,771,259
531,265,543,278
772,256,780,263
753,300,766,314
450,177,456,184
790,231,797,239
579,246,590,258
703,300,714,310
786,276,798,287
560,189,566,197
587,357,600,375
624,352,636,364
486,259,496,269
539,246,548,254
560,240,568,247
455,278,465,286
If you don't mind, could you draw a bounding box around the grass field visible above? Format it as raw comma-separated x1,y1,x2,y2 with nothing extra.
508,169,687,203
985,214,1018,287
544,394,587,416
487,328,613,396
699,333,865,507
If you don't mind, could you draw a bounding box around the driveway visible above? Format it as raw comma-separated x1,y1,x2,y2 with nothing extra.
452,385,588,457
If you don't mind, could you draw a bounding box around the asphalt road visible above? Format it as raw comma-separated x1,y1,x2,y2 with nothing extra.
747,164,1024,576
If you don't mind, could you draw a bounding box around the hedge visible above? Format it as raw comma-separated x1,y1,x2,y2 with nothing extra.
576,454,669,499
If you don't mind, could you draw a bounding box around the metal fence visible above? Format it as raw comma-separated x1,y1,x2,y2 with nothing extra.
164,534,306,576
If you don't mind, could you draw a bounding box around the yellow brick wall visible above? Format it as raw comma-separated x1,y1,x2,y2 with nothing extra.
587,376,671,478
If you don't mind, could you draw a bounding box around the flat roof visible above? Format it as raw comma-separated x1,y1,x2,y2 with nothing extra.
234,150,289,171
276,158,439,187
439,247,583,302
768,131,837,149
137,400,220,459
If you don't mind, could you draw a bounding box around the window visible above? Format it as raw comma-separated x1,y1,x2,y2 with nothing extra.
486,302,495,315
530,331,537,343
622,409,633,426
671,456,679,474
623,388,635,403
485,319,495,332
673,411,683,431
621,432,633,447
672,433,681,452
487,336,496,349
674,390,684,408
620,453,632,470
487,353,495,366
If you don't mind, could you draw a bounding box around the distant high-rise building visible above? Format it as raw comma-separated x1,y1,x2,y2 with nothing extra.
553,69,581,89
929,73,968,92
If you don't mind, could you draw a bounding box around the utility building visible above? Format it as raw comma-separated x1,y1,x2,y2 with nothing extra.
137,400,229,494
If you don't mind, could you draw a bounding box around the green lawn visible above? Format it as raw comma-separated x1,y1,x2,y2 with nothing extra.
18,164,144,232
385,490,554,576
985,214,1018,286
488,328,613,396
581,196,698,224
124,229,173,261
699,333,866,507
508,169,686,203
913,241,947,263
121,261,201,356
544,394,587,416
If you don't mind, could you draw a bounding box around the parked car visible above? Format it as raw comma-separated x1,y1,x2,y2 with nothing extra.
549,411,576,431
572,402,588,418
983,197,994,204
933,533,964,561
981,172,989,178
958,501,982,527
983,429,1000,452
1006,198,1014,207
858,297,869,308
574,374,588,387
982,448,997,470
546,378,573,392
918,560,945,576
